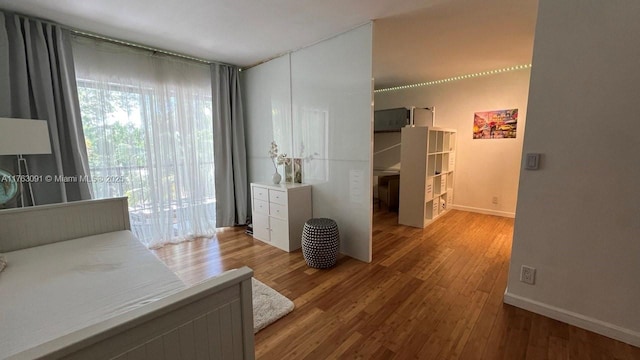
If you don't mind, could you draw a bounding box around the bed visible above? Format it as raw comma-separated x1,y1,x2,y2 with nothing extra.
0,197,255,360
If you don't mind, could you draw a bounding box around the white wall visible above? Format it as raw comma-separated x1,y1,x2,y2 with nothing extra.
242,24,373,262
375,69,531,216
505,0,640,347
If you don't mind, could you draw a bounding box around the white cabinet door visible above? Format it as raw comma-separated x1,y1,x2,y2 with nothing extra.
269,217,289,251
253,212,270,243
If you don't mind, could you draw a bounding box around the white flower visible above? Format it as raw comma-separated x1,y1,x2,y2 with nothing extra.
277,154,290,166
268,141,278,159
269,141,290,171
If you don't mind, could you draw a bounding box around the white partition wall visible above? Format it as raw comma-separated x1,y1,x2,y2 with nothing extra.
242,24,373,262
291,24,373,262
505,0,640,347
242,55,292,183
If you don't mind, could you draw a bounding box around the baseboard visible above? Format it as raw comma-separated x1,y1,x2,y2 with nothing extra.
450,204,515,218
503,290,640,347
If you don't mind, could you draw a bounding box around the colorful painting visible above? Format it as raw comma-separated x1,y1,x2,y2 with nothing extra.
473,109,518,139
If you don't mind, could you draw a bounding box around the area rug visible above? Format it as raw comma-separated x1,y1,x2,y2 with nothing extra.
253,278,294,333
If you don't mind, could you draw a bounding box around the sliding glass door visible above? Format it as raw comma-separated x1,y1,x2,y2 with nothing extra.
73,37,216,248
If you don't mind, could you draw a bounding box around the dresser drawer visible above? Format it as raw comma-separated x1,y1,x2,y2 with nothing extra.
253,199,269,214
269,189,286,205
269,202,288,219
253,186,268,202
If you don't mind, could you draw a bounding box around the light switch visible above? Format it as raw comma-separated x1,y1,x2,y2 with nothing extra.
525,153,541,170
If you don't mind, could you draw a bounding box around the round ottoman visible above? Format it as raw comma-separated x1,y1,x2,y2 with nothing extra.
302,218,340,269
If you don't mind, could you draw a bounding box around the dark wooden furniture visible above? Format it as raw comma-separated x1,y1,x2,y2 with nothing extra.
376,173,400,211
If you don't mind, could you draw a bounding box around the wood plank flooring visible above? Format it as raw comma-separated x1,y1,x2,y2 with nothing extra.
154,209,640,359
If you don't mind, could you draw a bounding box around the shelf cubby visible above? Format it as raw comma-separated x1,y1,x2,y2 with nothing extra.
427,154,436,176
436,132,444,152
442,153,450,173
433,175,442,196
425,200,434,219
425,177,434,200
428,131,437,153
449,132,457,152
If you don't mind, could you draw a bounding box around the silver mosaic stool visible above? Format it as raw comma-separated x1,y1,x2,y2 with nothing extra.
302,218,339,269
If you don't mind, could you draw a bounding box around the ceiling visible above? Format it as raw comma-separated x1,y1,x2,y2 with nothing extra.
374,0,538,88
0,0,538,89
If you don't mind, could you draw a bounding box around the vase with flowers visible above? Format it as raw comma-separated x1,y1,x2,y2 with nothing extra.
268,141,290,184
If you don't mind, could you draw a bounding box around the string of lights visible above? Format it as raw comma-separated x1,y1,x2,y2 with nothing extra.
374,64,532,93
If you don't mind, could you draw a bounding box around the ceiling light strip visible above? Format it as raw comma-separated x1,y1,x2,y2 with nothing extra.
374,64,532,93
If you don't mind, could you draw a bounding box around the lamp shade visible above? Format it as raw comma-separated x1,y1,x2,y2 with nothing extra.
0,118,52,155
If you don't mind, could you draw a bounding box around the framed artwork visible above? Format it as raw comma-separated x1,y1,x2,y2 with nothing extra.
473,108,518,139
283,158,302,183
284,161,293,183
293,158,302,183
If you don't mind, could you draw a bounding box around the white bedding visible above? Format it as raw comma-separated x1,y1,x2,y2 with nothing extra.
0,230,186,358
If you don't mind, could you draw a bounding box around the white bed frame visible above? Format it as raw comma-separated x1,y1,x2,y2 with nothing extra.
0,197,255,360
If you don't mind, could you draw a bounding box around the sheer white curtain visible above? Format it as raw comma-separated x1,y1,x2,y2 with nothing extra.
72,37,216,248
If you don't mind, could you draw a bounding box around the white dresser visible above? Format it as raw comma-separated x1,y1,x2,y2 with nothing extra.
250,182,312,252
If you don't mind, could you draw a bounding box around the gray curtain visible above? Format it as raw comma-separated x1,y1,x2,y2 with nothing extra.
211,63,248,226
0,12,91,206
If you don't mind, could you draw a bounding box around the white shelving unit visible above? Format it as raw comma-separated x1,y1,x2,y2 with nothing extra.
398,126,457,228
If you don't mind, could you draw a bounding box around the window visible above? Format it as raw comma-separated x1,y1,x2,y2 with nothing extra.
74,37,216,248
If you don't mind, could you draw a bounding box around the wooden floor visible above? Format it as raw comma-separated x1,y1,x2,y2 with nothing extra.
154,209,640,359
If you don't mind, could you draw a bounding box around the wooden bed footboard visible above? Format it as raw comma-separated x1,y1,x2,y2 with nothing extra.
9,266,255,360
2,198,256,359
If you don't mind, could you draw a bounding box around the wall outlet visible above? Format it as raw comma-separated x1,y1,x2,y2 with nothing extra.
492,196,498,204
520,265,536,285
